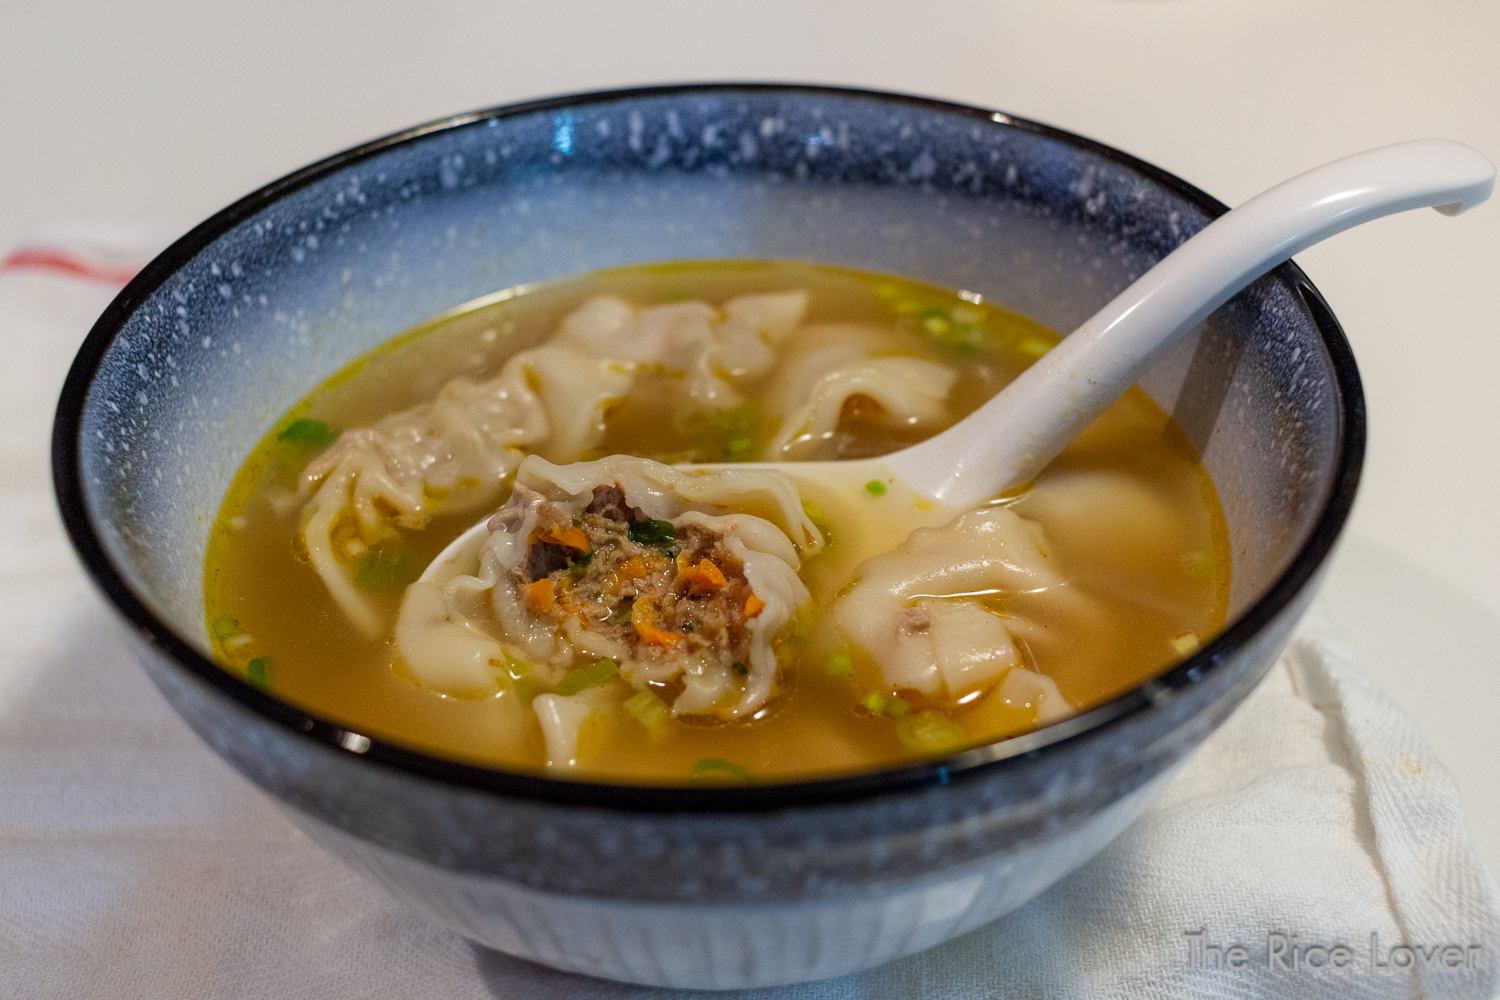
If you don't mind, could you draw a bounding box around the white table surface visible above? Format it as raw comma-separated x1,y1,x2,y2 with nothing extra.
3,0,1496,882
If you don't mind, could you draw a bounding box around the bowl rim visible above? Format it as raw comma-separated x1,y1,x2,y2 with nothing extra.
51,82,1365,813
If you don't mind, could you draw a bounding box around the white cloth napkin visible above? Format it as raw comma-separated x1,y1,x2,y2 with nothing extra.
2,229,1496,1000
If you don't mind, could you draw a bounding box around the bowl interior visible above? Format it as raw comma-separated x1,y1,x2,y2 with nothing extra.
62,85,1355,778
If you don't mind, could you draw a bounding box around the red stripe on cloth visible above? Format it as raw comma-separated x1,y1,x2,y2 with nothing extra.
0,248,141,285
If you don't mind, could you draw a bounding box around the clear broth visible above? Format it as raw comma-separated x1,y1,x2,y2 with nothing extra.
204,261,1230,783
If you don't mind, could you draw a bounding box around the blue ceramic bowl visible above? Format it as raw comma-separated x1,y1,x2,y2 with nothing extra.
52,84,1362,988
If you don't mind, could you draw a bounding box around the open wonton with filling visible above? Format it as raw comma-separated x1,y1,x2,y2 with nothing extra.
394,455,821,767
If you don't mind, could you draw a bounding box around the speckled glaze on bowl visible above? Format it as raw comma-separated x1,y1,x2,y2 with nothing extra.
52,84,1363,989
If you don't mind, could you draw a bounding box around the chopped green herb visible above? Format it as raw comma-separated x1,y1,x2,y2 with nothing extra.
246,656,272,689
681,621,695,633
664,402,769,465
882,696,911,719
352,544,419,592
553,658,620,696
708,404,765,462
896,710,969,756
624,689,671,738
277,418,341,450
864,480,887,497
824,651,854,678
802,502,833,544
212,617,238,639
503,652,536,703
691,758,755,784
953,325,983,352
567,550,595,574
1170,632,1202,657
628,518,677,552
572,508,584,525
724,436,754,458
1180,550,1218,578
921,309,951,336
731,661,748,676
1016,337,1052,359
860,691,889,715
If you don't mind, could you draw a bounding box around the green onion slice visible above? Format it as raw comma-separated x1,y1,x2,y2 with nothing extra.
553,658,620,696
352,544,418,592
502,652,536,703
691,758,755,784
627,518,677,549
246,656,272,689
277,418,341,449
624,689,671,738
896,710,969,756
824,651,854,678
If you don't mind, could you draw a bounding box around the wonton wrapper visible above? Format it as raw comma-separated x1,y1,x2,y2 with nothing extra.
395,455,820,763
763,333,957,461
299,291,809,637
834,505,1074,721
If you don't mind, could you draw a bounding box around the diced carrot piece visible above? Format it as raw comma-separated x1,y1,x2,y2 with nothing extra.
526,578,556,614
681,558,727,592
620,556,649,580
631,598,681,647
744,593,766,617
540,524,591,552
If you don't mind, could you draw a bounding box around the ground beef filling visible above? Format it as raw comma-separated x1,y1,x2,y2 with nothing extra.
515,486,757,669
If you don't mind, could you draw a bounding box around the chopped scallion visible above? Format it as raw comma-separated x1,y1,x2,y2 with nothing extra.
553,658,620,696
1180,550,1217,578
277,418,340,450
921,310,951,336
731,661,748,676
860,691,889,715
1016,337,1052,359
802,502,833,544
503,652,536,703
824,651,854,678
864,480,887,497
624,689,671,738
211,617,238,639
246,656,272,689
1171,632,1202,657
628,518,677,550
691,758,755,784
883,696,911,719
895,710,968,756
724,436,754,458
353,544,418,592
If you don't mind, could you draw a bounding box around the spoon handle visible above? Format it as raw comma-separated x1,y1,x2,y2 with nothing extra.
901,138,1495,507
